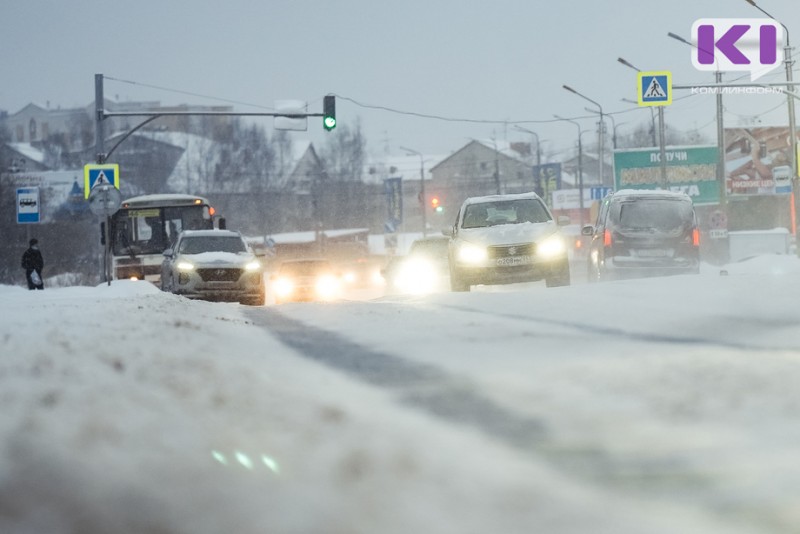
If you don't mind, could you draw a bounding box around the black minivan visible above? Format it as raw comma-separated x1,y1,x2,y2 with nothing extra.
581,190,700,282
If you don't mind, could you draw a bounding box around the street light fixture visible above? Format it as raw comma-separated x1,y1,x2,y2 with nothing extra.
554,115,585,225
400,146,427,237
563,85,606,187
617,57,668,188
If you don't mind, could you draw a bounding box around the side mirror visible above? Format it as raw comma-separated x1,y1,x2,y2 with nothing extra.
557,215,571,226
581,225,594,236
163,249,174,258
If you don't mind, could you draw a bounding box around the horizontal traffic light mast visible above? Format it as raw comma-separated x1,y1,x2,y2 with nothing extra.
93,75,336,164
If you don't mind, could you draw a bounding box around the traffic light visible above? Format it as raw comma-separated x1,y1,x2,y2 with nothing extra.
323,95,336,131
431,196,443,213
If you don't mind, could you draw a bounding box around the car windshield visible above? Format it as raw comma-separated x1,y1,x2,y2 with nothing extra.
178,235,247,254
462,199,550,229
614,199,693,232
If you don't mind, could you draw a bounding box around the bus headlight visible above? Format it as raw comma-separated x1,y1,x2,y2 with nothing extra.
538,235,566,258
177,261,195,271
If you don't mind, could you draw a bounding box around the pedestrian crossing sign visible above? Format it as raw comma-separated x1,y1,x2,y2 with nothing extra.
83,164,120,199
637,71,672,107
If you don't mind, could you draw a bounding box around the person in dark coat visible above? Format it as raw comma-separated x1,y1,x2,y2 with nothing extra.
21,238,44,290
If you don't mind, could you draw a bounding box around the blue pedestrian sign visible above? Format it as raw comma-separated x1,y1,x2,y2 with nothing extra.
83,164,120,199
17,187,40,224
637,71,672,107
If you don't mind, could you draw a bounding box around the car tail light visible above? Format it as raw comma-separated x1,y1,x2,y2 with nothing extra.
603,229,612,247
692,228,700,247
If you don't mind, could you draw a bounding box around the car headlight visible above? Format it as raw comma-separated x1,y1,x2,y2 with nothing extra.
315,274,340,300
244,260,261,272
396,258,438,294
177,261,195,271
457,243,487,264
537,234,566,258
273,277,294,298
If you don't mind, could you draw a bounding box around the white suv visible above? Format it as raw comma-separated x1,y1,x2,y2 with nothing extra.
161,229,265,305
447,192,571,291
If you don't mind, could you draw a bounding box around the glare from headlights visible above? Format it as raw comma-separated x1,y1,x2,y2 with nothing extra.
396,258,438,294
538,235,566,258
273,277,294,298
342,271,357,284
457,243,487,264
315,274,340,300
245,260,261,271
177,261,195,271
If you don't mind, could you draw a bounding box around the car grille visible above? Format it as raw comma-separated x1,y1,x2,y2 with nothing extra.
197,268,243,282
488,243,536,259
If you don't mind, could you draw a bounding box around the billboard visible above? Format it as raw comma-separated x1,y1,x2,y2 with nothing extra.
613,145,719,205
725,127,795,196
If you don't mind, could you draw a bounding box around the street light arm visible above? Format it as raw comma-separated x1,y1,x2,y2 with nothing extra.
617,57,640,72
745,0,790,44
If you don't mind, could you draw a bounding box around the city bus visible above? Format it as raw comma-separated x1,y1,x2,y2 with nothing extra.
109,194,221,283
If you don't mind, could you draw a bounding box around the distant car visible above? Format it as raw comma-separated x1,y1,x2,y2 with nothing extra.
160,229,265,305
447,192,571,291
581,189,700,282
271,259,342,304
382,236,450,294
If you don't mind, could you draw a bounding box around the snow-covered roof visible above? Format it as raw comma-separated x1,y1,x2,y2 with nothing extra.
7,143,45,164
263,228,370,245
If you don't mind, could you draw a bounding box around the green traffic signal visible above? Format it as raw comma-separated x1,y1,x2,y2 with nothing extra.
323,95,336,131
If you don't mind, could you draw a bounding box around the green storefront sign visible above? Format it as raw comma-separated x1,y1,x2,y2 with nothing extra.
613,146,719,205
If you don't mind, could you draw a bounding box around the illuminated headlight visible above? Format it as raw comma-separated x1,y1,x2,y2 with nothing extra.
177,261,195,271
273,277,294,298
244,260,261,272
537,235,566,258
315,274,340,300
342,271,357,284
397,259,437,294
457,243,487,264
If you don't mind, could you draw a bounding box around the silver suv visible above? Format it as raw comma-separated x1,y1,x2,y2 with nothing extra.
447,192,571,291
161,229,265,305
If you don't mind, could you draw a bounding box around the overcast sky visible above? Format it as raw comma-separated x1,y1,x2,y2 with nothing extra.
2,0,797,160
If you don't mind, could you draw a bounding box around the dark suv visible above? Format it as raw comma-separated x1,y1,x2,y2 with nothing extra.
581,190,700,282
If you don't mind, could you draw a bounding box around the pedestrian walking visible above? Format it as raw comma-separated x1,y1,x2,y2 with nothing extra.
21,238,44,290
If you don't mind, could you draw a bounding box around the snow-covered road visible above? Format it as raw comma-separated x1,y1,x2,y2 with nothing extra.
2,255,800,534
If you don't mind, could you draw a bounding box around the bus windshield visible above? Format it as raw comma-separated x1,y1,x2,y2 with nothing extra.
111,204,212,256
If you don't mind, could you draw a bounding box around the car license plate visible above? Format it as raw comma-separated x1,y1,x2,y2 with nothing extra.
496,255,531,266
637,249,667,257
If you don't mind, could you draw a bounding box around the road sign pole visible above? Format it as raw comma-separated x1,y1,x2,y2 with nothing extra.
658,107,667,188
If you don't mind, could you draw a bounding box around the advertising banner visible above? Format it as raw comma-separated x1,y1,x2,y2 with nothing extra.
613,146,719,205
725,127,795,196
383,177,403,232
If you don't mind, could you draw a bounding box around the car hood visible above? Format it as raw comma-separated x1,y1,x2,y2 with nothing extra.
458,222,559,246
179,252,257,267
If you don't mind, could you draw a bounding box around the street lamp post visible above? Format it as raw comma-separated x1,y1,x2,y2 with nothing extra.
554,115,585,226
563,85,605,187
621,98,658,147
586,107,625,149
744,0,799,255
617,57,668,188
513,125,541,191
400,146,426,237
667,32,727,214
